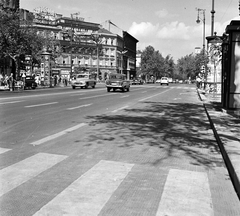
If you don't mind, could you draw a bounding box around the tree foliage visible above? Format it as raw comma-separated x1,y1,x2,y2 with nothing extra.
140,45,175,80
0,5,61,77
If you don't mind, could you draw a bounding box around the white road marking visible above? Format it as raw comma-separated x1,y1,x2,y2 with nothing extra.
70,93,85,96
139,89,170,101
0,147,11,154
120,95,130,98
0,153,67,197
0,100,25,105
66,103,92,110
173,98,181,100
33,160,134,216
25,102,58,108
112,105,129,113
79,93,118,100
30,123,87,146
156,169,213,216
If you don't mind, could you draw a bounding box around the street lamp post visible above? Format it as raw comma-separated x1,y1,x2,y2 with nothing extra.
91,33,102,81
117,50,127,74
196,8,206,89
196,8,206,52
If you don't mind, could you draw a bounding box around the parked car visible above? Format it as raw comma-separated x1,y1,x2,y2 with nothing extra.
155,79,161,84
105,73,130,92
71,73,96,89
160,77,169,85
24,76,37,89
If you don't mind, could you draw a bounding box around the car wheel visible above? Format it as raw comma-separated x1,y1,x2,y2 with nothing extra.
92,84,95,88
122,88,125,92
127,87,130,92
85,83,88,89
72,86,76,89
113,88,116,92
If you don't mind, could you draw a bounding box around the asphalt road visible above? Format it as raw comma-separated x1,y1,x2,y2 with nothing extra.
0,83,240,216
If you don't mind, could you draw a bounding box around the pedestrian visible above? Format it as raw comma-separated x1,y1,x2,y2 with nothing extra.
9,73,14,91
64,77,67,86
54,75,57,86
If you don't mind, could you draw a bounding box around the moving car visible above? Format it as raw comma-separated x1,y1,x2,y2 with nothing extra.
160,77,169,85
71,73,96,89
131,78,143,85
24,76,37,89
105,73,130,92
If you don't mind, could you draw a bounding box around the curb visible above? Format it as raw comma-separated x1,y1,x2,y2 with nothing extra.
197,89,240,199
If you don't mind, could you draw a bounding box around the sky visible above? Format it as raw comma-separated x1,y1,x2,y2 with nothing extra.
20,0,240,62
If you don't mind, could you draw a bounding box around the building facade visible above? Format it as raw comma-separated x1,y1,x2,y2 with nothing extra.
21,8,138,81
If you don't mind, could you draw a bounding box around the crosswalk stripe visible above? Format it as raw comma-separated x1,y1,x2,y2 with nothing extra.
0,153,67,197
0,147,11,154
156,169,213,216
33,160,134,216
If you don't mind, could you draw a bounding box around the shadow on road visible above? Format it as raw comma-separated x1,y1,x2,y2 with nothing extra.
84,101,224,168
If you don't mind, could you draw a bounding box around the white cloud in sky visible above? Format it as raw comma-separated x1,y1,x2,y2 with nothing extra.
128,22,159,38
128,16,240,60
157,21,190,40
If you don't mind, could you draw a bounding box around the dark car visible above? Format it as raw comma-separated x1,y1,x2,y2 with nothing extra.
24,76,37,89
131,78,143,85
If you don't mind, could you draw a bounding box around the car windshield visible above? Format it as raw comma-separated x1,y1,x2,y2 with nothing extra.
109,74,125,79
162,77,168,80
77,74,89,78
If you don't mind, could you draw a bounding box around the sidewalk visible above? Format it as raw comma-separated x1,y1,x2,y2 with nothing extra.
198,89,240,199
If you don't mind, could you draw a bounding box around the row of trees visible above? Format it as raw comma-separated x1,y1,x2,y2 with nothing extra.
139,45,208,81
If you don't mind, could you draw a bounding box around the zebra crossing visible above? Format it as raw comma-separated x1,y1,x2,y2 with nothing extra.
0,148,214,216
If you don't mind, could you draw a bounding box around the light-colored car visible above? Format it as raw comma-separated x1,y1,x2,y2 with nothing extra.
155,79,161,84
105,73,130,92
160,77,169,85
71,73,96,89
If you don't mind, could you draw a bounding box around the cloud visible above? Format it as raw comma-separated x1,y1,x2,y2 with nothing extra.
155,9,168,18
157,21,190,40
128,20,191,41
128,22,159,38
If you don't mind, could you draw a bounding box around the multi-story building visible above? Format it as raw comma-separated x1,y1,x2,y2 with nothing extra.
2,6,138,82
27,9,138,81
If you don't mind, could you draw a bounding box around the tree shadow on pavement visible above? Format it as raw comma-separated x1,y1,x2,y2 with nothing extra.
84,101,224,168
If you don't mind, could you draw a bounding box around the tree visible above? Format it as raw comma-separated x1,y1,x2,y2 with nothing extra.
140,45,172,81
0,5,60,78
